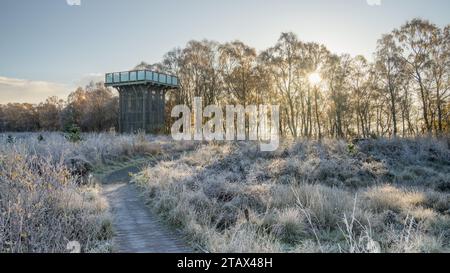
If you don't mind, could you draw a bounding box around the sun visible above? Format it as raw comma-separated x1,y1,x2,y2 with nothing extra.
308,72,322,85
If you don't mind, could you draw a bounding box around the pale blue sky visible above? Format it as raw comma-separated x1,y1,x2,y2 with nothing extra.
0,0,449,103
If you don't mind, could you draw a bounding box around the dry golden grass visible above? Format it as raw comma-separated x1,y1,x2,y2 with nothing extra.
364,185,426,213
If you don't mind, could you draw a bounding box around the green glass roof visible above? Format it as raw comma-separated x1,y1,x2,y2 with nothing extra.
105,70,179,88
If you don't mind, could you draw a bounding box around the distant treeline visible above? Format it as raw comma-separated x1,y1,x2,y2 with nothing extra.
0,82,118,132
1,18,449,138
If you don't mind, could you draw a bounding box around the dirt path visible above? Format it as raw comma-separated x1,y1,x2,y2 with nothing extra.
101,165,191,253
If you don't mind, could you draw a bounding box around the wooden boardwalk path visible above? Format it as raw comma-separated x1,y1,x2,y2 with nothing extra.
102,165,191,253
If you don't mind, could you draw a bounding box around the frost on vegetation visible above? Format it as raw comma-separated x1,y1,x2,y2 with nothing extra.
134,137,450,253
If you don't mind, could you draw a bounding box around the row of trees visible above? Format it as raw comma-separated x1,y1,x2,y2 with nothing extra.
0,82,118,132
155,18,448,138
1,18,448,138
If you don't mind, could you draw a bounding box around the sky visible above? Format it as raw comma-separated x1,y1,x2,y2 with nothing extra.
0,0,449,104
